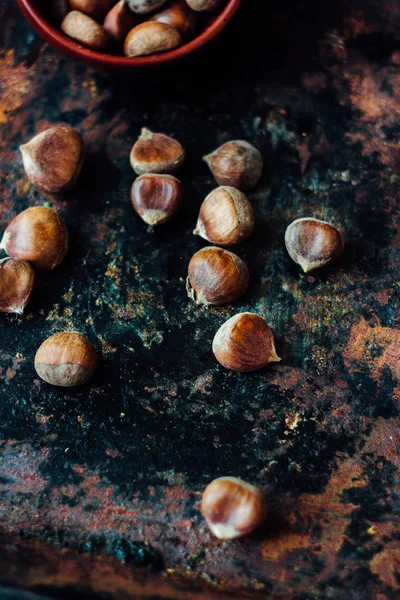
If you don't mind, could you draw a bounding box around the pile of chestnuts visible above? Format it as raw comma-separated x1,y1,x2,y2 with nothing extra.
49,0,229,57
0,117,345,541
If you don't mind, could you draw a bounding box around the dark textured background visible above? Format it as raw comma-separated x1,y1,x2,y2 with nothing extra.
0,0,399,598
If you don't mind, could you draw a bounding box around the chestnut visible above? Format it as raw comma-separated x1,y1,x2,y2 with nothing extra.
131,173,183,226
69,0,116,20
201,476,267,539
185,0,225,11
0,258,35,315
212,312,280,372
124,22,182,58
34,332,97,387
285,217,344,273
20,125,84,194
187,246,249,306
194,186,254,246
150,0,199,40
130,128,185,175
61,11,109,51
103,1,138,45
203,140,263,192
1,207,69,272
126,0,169,14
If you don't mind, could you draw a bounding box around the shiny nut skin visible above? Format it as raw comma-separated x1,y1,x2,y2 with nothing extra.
126,0,169,14
194,186,254,246
285,217,344,273
103,0,138,45
61,11,109,51
1,207,69,272
132,174,183,226
150,0,199,40
124,22,182,58
0,258,35,315
212,313,280,372
69,0,115,20
187,247,249,306
20,126,84,194
201,476,267,539
185,0,225,11
34,332,97,387
130,128,185,175
203,140,263,192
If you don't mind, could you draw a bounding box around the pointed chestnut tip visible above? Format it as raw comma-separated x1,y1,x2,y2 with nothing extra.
202,153,212,165
140,127,153,140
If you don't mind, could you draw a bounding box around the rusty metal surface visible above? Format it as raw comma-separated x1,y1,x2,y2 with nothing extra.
0,0,399,598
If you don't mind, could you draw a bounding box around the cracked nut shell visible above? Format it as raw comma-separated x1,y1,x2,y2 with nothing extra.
203,140,263,191
1,207,69,272
35,332,97,387
201,476,267,539
285,217,344,273
212,312,281,372
187,246,249,306
20,125,84,193
0,258,35,315
132,173,183,226
130,128,185,174
194,186,254,246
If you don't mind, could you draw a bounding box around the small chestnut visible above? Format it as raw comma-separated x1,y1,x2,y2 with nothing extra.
126,0,169,14
20,125,85,194
285,217,344,273
130,128,185,175
1,207,69,272
150,0,199,40
187,246,249,306
103,1,138,45
185,0,225,11
212,312,280,372
69,0,116,20
201,476,267,539
194,186,254,246
131,173,183,226
0,258,35,315
34,332,98,387
203,140,263,192
61,11,109,51
124,22,182,58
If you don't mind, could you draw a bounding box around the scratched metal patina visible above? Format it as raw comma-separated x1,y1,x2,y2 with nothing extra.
0,0,399,598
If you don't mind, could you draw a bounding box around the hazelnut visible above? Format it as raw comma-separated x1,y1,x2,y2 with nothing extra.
34,332,97,387
285,217,344,273
203,141,263,192
124,22,182,58
130,128,185,175
194,186,254,246
0,258,35,315
212,313,280,372
185,0,225,12
131,173,183,226
61,11,109,51
125,0,169,14
69,0,116,20
103,0,138,45
187,247,249,306
150,0,199,40
201,476,267,539
1,207,69,272
20,125,84,193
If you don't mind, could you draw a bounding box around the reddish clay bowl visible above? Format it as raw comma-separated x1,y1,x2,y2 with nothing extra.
16,0,242,70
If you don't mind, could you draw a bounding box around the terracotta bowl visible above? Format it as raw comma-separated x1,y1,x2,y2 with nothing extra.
16,0,242,70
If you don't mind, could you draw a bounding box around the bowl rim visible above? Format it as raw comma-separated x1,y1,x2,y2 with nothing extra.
16,0,242,68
